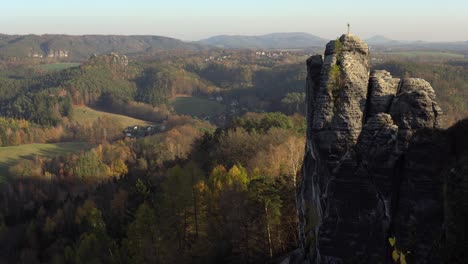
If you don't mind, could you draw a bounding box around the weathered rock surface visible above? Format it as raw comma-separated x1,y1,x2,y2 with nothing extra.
311,34,370,159
46,49,70,58
298,34,467,263
366,70,399,118
87,52,128,66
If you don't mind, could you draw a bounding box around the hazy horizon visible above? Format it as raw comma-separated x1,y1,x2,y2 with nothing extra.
2,0,467,42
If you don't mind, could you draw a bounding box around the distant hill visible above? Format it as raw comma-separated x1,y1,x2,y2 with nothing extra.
403,41,468,51
0,34,205,60
365,35,400,45
197,32,328,49
366,35,468,51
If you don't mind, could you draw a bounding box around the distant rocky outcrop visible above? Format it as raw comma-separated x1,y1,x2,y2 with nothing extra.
46,49,70,58
87,52,128,66
27,48,70,59
297,34,468,263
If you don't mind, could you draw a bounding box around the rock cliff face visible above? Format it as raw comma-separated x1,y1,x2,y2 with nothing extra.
298,34,467,263
27,48,69,59
46,49,70,58
87,52,129,66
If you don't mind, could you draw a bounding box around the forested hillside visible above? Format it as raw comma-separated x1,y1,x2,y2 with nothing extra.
0,34,204,60
0,112,304,263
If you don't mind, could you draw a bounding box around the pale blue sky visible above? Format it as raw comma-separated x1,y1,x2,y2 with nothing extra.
1,0,467,41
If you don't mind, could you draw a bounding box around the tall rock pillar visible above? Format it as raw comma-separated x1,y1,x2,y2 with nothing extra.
299,34,443,263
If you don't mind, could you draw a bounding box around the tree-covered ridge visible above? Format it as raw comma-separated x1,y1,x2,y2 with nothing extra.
0,59,134,126
135,64,214,106
1,88,73,126
0,34,205,60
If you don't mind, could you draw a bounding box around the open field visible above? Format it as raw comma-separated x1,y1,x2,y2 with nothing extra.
72,106,152,127
33,63,81,72
170,96,225,118
0,142,91,180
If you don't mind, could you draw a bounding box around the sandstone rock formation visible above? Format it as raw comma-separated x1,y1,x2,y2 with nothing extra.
87,52,128,66
46,49,70,58
27,48,70,59
298,34,467,263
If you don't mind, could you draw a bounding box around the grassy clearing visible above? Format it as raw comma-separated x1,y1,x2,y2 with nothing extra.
72,106,152,127
0,142,91,179
33,63,81,72
170,96,225,118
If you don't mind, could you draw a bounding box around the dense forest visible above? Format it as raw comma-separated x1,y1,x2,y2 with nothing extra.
0,44,467,263
0,112,304,263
